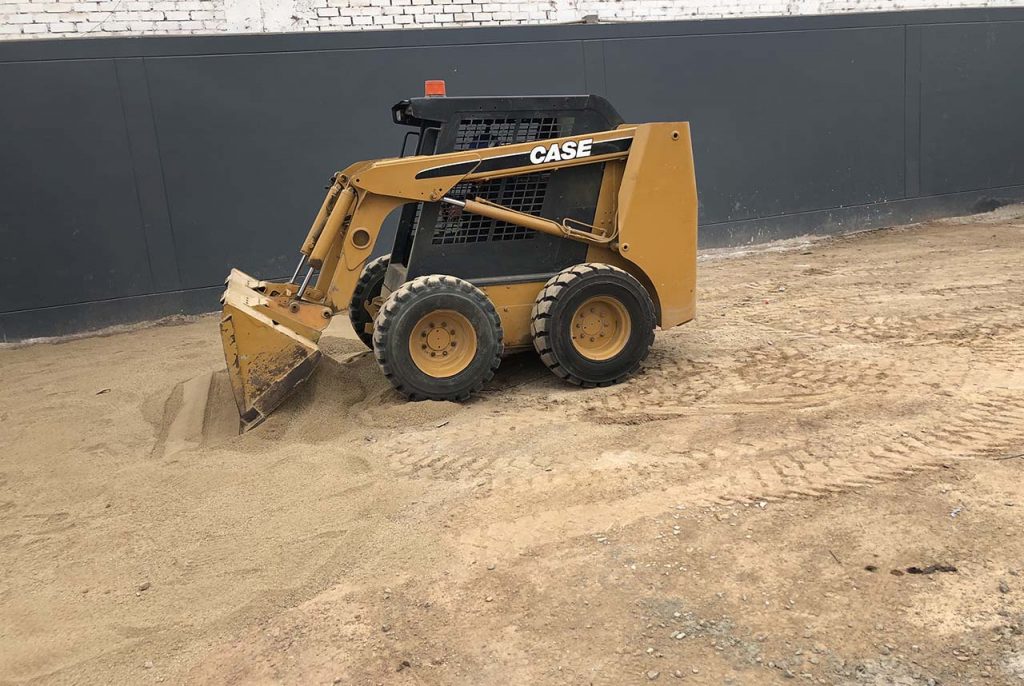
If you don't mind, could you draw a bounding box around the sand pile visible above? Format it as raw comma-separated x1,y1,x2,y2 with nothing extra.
153,334,462,458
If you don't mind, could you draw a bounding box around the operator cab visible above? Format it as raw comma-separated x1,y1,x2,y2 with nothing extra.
384,84,625,296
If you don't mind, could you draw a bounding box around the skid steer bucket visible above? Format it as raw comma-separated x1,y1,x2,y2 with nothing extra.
219,269,323,431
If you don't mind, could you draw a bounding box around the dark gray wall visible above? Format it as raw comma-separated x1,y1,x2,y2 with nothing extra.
2,9,1023,340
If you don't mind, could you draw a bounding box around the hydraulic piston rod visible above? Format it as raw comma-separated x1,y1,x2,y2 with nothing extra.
310,186,357,269
441,196,614,246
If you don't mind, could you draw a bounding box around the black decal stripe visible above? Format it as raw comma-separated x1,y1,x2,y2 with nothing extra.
587,138,633,157
413,137,633,180
414,160,480,180
474,152,536,174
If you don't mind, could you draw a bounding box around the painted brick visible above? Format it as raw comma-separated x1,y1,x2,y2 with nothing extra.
0,0,1013,40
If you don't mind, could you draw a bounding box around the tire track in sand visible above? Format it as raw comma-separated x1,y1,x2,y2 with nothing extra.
456,391,1024,554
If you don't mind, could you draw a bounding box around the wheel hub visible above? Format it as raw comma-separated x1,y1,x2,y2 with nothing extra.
409,310,477,377
423,321,457,355
570,295,631,361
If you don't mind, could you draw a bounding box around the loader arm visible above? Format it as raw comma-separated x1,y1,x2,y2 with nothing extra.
307,126,639,314
221,121,696,430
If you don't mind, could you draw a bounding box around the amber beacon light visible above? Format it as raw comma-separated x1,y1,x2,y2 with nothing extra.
424,79,447,97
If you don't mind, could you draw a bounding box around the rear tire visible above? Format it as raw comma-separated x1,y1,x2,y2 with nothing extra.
349,255,390,349
531,263,656,387
373,275,503,400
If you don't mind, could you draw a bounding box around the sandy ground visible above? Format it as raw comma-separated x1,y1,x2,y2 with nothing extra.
1,207,1023,685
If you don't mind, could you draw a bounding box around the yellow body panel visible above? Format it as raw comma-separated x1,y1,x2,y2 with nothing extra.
613,123,698,327
480,281,547,350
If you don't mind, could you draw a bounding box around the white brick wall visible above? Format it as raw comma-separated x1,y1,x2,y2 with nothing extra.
0,0,1016,40
0,0,226,38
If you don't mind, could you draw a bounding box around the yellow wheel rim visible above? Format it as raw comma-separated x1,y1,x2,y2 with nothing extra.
408,310,477,378
570,295,631,361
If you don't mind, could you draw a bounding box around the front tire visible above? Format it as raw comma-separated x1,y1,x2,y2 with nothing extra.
373,275,503,400
531,263,656,387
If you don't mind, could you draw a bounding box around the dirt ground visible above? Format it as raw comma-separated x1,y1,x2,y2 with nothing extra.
2,207,1023,685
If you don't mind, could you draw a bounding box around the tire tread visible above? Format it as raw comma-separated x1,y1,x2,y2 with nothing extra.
530,263,655,387
348,255,391,348
374,274,503,401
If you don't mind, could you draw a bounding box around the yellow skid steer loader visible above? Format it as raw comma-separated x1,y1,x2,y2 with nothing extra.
220,86,698,430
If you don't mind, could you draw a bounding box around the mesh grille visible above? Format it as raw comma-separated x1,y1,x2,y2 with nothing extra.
453,117,561,150
417,116,563,245
431,173,550,245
